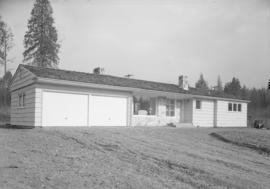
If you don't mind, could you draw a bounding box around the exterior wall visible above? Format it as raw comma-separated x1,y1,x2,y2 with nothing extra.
216,100,247,127
192,99,214,127
34,83,133,126
10,68,248,127
10,67,34,91
132,97,181,126
10,67,36,126
182,99,193,123
10,85,36,126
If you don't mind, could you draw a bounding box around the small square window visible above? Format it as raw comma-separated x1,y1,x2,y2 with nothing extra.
196,100,201,109
228,103,232,111
238,104,242,112
233,103,237,111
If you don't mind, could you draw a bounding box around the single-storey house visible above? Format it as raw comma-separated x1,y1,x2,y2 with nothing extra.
10,64,248,127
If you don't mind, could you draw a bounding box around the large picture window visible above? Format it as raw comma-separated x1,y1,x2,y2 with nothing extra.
166,99,175,117
133,97,156,115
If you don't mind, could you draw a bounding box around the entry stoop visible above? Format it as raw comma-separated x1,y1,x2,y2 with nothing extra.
175,123,196,128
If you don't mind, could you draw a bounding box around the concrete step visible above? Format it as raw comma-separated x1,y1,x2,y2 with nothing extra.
175,123,196,128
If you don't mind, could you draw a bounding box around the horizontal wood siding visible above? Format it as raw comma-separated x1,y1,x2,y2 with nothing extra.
216,100,247,127
34,88,42,126
11,85,36,126
10,67,34,91
193,99,214,127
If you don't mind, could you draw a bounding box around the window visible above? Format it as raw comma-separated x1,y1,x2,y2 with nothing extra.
23,93,26,106
18,94,22,107
238,104,242,112
18,92,26,107
166,99,175,117
133,96,156,115
228,103,232,111
196,100,201,109
233,103,237,111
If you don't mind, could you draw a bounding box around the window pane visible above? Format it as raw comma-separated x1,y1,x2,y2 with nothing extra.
228,103,232,111
166,99,175,117
18,94,21,106
196,100,201,109
23,93,26,106
133,96,156,115
233,103,237,111
238,104,241,112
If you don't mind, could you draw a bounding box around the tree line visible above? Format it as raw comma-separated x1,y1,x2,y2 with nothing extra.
195,74,270,119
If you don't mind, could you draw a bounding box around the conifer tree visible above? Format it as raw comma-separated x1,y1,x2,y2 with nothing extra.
0,16,14,74
195,73,209,90
23,0,60,68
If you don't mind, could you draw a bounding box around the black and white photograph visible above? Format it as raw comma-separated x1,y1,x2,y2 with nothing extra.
0,0,270,188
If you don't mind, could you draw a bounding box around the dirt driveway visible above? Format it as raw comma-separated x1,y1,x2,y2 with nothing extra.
0,127,269,189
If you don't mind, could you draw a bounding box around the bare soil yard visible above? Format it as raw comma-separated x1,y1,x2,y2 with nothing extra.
0,127,269,189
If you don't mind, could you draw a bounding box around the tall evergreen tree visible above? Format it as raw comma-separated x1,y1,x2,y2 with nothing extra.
195,73,209,90
240,85,249,100
23,0,60,68
224,77,241,97
0,16,14,75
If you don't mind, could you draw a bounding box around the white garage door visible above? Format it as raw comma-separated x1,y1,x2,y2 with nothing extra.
91,95,127,126
42,91,88,126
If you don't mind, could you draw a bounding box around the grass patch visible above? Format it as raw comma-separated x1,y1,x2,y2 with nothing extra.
210,129,270,155
0,127,269,188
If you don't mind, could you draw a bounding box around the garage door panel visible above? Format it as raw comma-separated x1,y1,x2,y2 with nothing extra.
91,96,127,126
42,92,88,126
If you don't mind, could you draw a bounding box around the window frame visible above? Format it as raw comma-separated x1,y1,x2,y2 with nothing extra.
228,103,232,111
166,99,175,117
133,96,157,116
233,103,237,111
18,92,26,108
18,94,22,107
237,103,242,112
196,100,201,109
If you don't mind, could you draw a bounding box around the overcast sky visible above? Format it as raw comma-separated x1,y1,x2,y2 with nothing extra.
0,0,269,88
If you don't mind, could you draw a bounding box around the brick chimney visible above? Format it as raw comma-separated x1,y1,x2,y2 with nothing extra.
178,75,189,90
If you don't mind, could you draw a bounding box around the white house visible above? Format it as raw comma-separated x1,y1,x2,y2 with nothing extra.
10,64,248,127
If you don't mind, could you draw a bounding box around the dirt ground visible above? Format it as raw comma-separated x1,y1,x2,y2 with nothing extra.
0,127,269,189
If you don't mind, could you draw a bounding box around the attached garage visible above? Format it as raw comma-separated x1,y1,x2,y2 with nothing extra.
90,95,128,126
42,91,129,127
42,91,88,126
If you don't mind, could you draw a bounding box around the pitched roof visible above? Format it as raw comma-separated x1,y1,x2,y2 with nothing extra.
21,64,245,101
